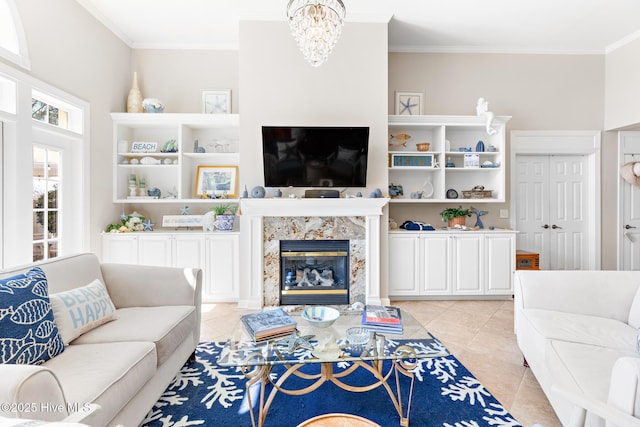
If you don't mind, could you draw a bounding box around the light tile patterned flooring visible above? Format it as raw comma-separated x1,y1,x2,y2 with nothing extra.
200,300,561,427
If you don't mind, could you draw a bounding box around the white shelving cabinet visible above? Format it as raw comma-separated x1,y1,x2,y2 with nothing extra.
388,115,510,203
102,231,239,302
112,113,240,204
388,230,516,298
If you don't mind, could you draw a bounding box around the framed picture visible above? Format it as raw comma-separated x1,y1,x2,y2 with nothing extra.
195,165,238,198
395,91,423,115
390,153,434,168
202,90,231,114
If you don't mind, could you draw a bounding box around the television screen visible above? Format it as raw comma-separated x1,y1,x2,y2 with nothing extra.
262,126,369,188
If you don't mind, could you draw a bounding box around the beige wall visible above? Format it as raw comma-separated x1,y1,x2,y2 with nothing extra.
387,52,621,268
131,49,239,114
605,39,640,131
11,0,130,258
238,20,388,195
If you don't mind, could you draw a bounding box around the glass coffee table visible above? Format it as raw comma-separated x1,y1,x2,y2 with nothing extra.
217,308,448,427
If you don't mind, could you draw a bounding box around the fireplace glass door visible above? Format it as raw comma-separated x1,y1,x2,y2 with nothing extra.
280,239,350,305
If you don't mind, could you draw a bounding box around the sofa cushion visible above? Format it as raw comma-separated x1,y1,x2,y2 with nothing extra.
523,309,637,352
43,342,156,427
49,279,118,345
547,340,639,402
0,267,64,365
71,306,196,366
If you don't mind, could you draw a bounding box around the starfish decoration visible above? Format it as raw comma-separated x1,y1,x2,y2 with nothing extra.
181,206,190,215
400,97,418,115
142,219,154,231
276,332,315,353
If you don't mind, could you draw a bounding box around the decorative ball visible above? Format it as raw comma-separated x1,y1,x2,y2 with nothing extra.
373,188,382,197
251,186,266,198
274,188,282,198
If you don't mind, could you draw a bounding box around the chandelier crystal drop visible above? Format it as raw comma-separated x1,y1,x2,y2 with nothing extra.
286,0,346,67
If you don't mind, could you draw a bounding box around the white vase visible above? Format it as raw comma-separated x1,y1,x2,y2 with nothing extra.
127,72,143,113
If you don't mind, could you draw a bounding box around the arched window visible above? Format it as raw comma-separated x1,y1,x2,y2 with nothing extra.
0,0,30,69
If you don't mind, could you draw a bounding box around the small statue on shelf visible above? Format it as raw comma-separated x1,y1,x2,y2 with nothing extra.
470,206,488,229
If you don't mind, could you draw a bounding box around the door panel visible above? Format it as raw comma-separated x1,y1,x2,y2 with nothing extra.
621,153,640,269
516,155,588,270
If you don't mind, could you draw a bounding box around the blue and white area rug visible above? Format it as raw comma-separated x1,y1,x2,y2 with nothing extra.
141,341,521,427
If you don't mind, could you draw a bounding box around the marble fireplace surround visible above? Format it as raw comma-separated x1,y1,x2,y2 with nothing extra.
239,198,389,309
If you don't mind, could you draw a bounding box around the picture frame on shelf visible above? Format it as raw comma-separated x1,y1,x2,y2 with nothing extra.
195,165,238,198
202,90,231,114
390,153,434,168
395,91,423,115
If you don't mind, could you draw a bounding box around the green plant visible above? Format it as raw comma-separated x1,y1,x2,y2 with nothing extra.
211,204,237,216
439,206,472,222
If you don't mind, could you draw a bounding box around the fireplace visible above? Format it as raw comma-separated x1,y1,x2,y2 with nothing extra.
280,239,350,305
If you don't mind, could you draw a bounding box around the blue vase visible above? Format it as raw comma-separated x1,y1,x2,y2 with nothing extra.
476,140,485,152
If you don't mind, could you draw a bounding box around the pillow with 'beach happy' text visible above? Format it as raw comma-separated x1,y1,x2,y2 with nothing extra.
49,279,117,345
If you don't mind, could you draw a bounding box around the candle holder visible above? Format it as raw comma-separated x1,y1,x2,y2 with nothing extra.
129,185,137,197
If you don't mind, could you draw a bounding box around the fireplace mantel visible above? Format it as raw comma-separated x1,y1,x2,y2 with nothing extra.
240,197,389,217
238,197,390,309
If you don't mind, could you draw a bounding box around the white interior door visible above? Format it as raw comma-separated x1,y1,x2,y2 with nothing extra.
516,155,589,270
620,150,640,270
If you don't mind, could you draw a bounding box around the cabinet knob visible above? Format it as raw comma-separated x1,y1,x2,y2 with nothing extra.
541,224,549,229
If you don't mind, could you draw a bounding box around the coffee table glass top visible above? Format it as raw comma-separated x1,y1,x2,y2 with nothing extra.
217,309,448,367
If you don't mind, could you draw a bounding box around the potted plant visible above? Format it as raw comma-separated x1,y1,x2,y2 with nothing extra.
440,206,472,228
210,204,237,231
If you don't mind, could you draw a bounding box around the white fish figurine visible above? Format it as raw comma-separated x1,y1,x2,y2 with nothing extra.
140,156,161,165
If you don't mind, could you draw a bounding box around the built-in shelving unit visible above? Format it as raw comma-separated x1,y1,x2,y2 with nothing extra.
112,113,240,204
388,115,511,203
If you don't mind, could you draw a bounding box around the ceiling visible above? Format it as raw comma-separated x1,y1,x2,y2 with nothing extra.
75,0,640,54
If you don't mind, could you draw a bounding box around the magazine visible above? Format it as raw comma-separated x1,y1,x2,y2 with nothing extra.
241,308,297,342
362,305,402,326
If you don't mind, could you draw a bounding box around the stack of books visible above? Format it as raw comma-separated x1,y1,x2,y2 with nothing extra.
240,308,297,342
361,305,404,335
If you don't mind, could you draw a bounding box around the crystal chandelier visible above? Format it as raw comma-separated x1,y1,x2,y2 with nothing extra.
286,0,346,67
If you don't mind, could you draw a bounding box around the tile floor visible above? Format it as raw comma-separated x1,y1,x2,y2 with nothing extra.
199,300,561,427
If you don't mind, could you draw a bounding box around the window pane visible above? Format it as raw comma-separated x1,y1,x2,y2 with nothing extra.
32,99,47,122
32,211,44,240
33,243,44,262
48,241,58,259
33,179,45,208
48,106,59,126
48,150,60,178
48,211,58,238
33,146,46,177
47,182,58,209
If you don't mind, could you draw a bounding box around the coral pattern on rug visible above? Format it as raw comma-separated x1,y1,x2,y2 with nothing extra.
142,341,521,427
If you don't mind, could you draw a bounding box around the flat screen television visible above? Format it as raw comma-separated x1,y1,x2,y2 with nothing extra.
262,126,369,187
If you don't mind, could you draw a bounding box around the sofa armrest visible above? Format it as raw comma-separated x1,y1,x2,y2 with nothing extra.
0,364,68,421
553,384,640,427
100,263,202,309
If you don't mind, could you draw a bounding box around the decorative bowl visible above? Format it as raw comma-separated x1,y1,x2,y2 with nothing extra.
346,327,370,346
416,142,430,152
301,306,340,328
142,98,165,113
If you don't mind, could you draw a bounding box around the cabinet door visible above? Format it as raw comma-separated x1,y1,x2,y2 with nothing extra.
102,235,138,264
205,234,239,301
421,235,451,295
451,235,483,295
138,235,172,267
485,234,515,294
173,235,205,270
388,234,420,296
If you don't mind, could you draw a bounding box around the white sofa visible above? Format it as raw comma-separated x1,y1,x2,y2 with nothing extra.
0,253,202,427
514,270,640,427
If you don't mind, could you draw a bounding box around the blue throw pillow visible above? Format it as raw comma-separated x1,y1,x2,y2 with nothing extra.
0,267,64,364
